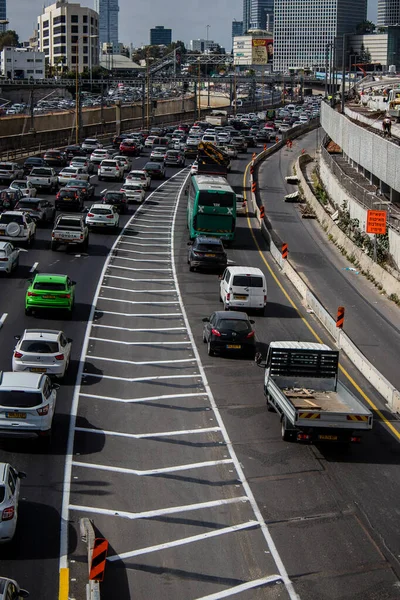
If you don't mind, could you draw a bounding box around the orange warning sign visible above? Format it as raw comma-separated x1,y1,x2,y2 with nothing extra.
366,210,387,234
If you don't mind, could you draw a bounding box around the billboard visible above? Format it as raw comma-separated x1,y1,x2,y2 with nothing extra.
251,38,273,65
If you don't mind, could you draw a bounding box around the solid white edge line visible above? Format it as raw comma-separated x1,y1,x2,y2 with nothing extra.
0,313,7,328
194,575,283,600
171,175,300,599
107,521,259,562
58,168,189,574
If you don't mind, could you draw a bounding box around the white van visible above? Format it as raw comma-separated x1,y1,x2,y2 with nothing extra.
220,266,267,313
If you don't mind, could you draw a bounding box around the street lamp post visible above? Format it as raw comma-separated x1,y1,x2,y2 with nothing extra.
89,34,99,90
197,57,201,120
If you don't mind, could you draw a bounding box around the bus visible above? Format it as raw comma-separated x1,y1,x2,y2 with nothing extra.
187,175,237,243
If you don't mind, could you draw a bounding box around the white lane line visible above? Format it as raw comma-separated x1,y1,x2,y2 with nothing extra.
0,313,8,329
59,168,189,572
30,261,39,273
88,337,190,346
103,275,174,281
97,297,179,305
92,325,185,332
101,286,176,294
121,236,171,241
106,265,171,272
111,256,170,263
79,391,207,403
69,496,248,521
134,218,174,223
171,177,300,600
75,426,221,439
115,250,170,255
88,356,194,366
108,521,259,562
72,458,233,476
118,242,170,247
194,576,283,600
83,373,198,383
97,310,181,317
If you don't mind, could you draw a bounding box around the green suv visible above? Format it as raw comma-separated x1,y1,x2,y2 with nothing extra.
25,274,75,317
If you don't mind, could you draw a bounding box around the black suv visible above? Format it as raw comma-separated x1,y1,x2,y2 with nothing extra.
101,191,128,214
55,187,84,211
23,157,46,175
187,236,228,272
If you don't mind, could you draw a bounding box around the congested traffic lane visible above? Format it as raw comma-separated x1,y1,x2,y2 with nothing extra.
0,146,184,598
174,143,400,599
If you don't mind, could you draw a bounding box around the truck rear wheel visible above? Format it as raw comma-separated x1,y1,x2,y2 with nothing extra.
281,416,293,442
266,394,275,412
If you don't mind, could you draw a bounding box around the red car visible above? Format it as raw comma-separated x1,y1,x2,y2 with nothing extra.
119,140,140,156
265,121,276,130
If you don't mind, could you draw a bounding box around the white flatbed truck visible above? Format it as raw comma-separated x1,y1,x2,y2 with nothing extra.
257,341,373,444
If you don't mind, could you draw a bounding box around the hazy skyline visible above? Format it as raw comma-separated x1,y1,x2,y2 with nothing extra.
8,0,378,49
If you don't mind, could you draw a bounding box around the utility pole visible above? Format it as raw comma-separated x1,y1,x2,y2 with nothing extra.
29,82,35,133
341,34,347,114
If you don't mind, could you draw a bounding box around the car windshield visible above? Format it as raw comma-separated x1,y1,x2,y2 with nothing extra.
33,281,67,291
0,214,24,224
20,340,59,353
0,390,43,408
218,319,251,332
232,275,263,287
101,161,117,167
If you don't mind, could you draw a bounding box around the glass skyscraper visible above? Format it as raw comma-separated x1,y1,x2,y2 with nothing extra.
377,0,400,26
94,0,119,47
250,0,274,30
0,0,6,33
243,0,251,34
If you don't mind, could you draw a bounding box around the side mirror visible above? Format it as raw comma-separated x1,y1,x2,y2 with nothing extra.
18,471,27,479
71,280,76,285
67,338,73,343
52,383,61,391
249,320,255,324
187,241,193,246
184,189,188,195
27,278,32,284
202,317,210,322
218,274,223,280
19,591,30,599
14,335,21,341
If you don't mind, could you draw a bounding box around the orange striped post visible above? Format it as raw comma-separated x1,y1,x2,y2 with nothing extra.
275,136,279,144
250,165,254,175
259,205,265,219
89,538,109,582
336,306,345,328
263,143,267,151
252,152,257,160
251,181,257,194
281,243,288,259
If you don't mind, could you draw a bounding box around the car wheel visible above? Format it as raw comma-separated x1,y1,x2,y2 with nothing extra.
207,341,214,356
39,432,52,451
189,264,195,272
202,330,207,343
25,307,32,316
51,241,59,251
266,394,275,412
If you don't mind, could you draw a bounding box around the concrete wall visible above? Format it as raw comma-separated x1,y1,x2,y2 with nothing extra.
321,102,400,193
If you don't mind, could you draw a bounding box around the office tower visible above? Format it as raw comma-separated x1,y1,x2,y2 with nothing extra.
251,0,274,30
232,20,244,49
243,0,251,34
273,0,367,71
150,26,172,46
94,0,119,47
0,0,6,33
377,0,400,26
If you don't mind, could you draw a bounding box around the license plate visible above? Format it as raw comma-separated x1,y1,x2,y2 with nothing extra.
205,254,215,257
227,344,241,349
30,367,46,373
63,197,72,201
318,434,338,441
6,412,26,419
42,295,56,299
0,231,4,235
234,295,247,300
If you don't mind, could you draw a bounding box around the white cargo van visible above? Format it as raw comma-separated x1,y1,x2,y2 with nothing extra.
220,266,267,313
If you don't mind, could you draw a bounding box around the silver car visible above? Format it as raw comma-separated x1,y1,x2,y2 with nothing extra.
0,241,19,275
9,181,37,198
12,329,72,379
0,463,26,544
0,576,29,598
121,182,146,203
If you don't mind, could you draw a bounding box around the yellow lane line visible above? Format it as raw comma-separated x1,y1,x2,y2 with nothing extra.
242,159,400,440
59,568,69,600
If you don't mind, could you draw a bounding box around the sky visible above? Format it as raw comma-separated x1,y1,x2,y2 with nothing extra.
8,0,378,50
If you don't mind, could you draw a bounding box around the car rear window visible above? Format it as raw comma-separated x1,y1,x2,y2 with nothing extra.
106,193,123,200
16,201,38,209
197,244,223,252
0,486,5,503
33,281,67,291
91,208,112,215
218,319,251,332
232,275,263,287
45,152,60,158
20,341,59,353
0,214,24,224
56,219,81,229
31,168,51,175
0,391,43,408
101,161,117,167
0,164,13,171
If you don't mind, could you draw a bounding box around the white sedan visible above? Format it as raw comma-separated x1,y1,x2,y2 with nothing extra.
58,167,89,185
9,180,37,198
90,149,111,165
12,329,72,379
121,182,146,203
190,160,199,175
86,203,120,229
0,241,19,275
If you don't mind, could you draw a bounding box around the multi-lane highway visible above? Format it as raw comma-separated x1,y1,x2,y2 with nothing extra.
0,128,399,600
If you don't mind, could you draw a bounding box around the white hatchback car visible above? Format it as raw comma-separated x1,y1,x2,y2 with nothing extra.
0,241,19,275
125,170,151,190
9,180,37,198
0,372,58,447
0,463,26,543
112,155,131,174
90,149,111,165
121,182,146,203
12,329,72,379
58,166,89,185
0,211,36,246
86,203,120,229
98,159,124,181
190,160,199,175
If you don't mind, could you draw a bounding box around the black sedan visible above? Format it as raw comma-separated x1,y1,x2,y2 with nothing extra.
143,161,166,179
64,144,83,159
101,190,128,214
23,156,46,175
64,179,95,199
202,311,256,358
187,236,227,272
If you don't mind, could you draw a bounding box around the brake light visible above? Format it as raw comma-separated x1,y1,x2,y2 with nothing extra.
193,251,204,257
87,213,94,217
59,294,71,299
27,292,39,297
211,328,221,337
56,192,60,199
0,258,7,262
55,354,64,360
351,436,361,443
2,506,14,521
226,293,230,301
116,165,119,170
13,351,23,358
37,405,49,416
297,433,311,441
264,295,267,303
106,214,114,219
246,331,255,338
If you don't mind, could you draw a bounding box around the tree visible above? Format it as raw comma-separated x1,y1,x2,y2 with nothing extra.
359,42,371,64
356,20,376,34
0,30,19,51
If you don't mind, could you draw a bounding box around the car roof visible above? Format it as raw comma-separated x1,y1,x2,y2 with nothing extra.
213,311,249,320
226,266,264,276
22,329,60,342
33,273,68,282
0,371,44,388
0,241,12,250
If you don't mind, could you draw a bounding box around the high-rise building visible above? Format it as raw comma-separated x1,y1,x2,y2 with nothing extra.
273,0,367,72
37,0,99,72
377,0,400,26
232,20,243,49
250,0,273,30
243,0,251,34
150,25,172,46
94,0,119,48
0,0,6,33
189,39,219,52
